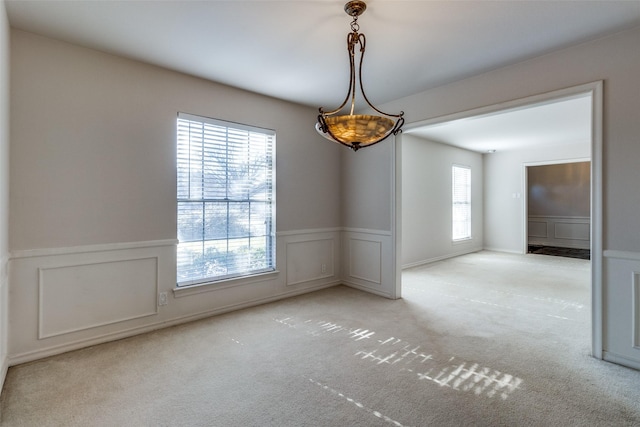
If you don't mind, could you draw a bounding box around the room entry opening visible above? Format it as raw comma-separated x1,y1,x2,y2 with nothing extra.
396,82,602,359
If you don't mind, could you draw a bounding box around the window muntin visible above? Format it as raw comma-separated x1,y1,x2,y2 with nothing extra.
176,113,275,286
452,165,471,241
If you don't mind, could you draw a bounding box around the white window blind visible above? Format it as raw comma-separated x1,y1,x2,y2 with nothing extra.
452,165,471,241
176,112,275,286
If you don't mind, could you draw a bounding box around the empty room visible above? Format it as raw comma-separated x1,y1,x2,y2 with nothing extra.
1,1,640,425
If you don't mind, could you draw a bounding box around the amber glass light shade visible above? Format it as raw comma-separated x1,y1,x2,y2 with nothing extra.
316,1,404,151
323,114,394,146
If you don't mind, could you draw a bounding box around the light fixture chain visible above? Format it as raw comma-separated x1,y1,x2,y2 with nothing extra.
350,15,360,33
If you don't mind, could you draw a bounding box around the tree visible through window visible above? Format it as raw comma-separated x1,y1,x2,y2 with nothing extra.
176,113,275,286
452,165,471,241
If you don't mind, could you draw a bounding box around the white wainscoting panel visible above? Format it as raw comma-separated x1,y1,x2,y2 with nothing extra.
602,250,640,371
8,240,176,364
342,229,394,298
634,273,640,349
349,239,382,284
528,221,547,238
286,238,334,286
554,222,590,241
38,257,158,339
9,231,342,365
528,216,590,249
0,255,8,390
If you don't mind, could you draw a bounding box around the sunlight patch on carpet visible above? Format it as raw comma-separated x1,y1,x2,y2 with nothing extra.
275,316,523,400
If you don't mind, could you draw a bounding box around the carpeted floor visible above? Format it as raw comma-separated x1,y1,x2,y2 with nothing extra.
1,251,639,426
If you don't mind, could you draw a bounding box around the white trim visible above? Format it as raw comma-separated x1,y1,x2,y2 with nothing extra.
342,228,392,236
9,239,178,259
276,227,341,237
452,237,474,245
523,157,590,167
343,280,393,299
285,238,335,287
482,247,523,255
173,270,280,298
634,272,640,349
0,356,7,393
603,250,640,261
348,238,382,284
178,112,276,135
402,247,483,270
528,215,590,221
392,134,402,299
0,254,7,280
8,281,340,366
403,83,597,134
37,257,160,339
602,351,640,372
0,253,6,392
591,80,604,360
397,80,604,360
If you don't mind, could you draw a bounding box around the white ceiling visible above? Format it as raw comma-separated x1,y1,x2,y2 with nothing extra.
5,1,637,151
408,94,592,153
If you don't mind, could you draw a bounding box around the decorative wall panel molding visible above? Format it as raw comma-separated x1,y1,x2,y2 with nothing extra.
634,273,640,349
9,240,175,363
554,222,589,241
349,238,382,284
527,221,547,238
38,257,158,339
11,239,178,259
9,232,341,365
602,252,640,370
342,229,394,298
286,238,334,286
527,216,590,249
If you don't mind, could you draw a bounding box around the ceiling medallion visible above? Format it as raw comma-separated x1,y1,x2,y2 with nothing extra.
316,0,404,151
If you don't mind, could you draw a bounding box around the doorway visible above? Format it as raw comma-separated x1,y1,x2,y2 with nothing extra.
525,161,591,260
395,81,603,358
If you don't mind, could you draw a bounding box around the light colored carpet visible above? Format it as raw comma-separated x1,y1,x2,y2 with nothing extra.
1,251,639,426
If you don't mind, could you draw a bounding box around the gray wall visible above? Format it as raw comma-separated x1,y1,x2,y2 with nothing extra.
10,30,342,251
349,25,640,367
0,0,9,385
484,143,589,253
8,30,344,363
528,162,590,217
377,26,639,252
401,134,483,268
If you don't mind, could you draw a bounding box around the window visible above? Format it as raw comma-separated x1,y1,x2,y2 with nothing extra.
176,112,275,286
452,165,471,241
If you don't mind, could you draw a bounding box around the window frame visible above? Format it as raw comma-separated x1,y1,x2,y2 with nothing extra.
176,112,276,287
452,164,472,242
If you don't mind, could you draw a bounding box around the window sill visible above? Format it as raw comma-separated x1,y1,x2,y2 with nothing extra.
452,237,473,245
173,270,280,298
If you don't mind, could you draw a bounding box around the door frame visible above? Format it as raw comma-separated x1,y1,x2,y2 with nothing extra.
394,81,603,358
522,158,591,254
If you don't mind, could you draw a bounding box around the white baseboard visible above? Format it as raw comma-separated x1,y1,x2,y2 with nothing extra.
0,354,7,391
602,351,640,371
342,280,395,300
482,247,524,255
9,231,343,366
9,281,341,366
402,247,483,270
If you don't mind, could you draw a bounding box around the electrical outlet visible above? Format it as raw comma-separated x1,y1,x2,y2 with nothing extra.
321,263,327,273
158,292,168,306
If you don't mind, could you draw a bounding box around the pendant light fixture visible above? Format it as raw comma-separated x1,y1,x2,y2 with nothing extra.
316,0,404,152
